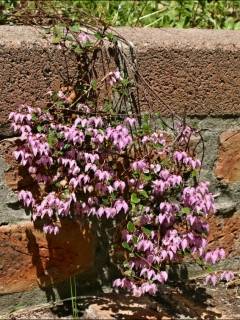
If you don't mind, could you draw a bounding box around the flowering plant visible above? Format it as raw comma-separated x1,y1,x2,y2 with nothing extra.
9,24,234,297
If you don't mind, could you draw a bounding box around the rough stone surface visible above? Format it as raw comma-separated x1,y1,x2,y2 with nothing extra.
2,26,240,120
3,282,240,320
0,221,94,294
208,212,240,257
0,287,57,315
81,294,168,320
117,27,240,116
0,138,28,225
214,130,240,183
0,26,77,126
215,197,236,216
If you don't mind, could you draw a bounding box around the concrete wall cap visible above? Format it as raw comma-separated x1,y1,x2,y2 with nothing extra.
0,25,49,47
1,25,240,117
116,27,240,51
1,25,240,50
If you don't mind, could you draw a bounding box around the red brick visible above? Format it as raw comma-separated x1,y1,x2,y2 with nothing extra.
214,130,240,182
208,212,240,256
0,221,94,294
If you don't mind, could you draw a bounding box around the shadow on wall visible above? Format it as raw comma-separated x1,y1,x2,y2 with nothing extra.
24,219,92,300
24,218,120,305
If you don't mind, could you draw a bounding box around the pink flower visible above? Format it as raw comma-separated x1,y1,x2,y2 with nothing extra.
150,163,161,174
57,90,67,101
108,70,122,85
142,268,156,280
88,117,103,128
132,285,143,297
78,32,91,42
181,238,188,250
106,125,132,150
124,117,137,127
136,240,153,252
43,224,59,235
97,207,105,218
64,126,85,145
204,248,225,264
160,250,168,261
122,230,133,243
173,151,187,162
168,174,182,187
220,271,234,282
105,207,117,218
114,200,129,214
85,163,97,172
18,190,35,207
205,274,218,286
153,271,168,283
95,170,111,181
113,278,122,288
160,169,170,181
141,282,157,295
131,160,149,172
152,179,169,194
84,153,99,163
113,180,126,193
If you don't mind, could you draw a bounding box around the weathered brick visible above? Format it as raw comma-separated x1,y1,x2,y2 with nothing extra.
2,26,240,123
0,221,94,294
208,212,240,257
214,130,240,182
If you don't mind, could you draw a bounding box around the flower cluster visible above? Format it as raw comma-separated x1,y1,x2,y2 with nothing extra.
10,103,234,297
108,70,122,86
205,271,234,286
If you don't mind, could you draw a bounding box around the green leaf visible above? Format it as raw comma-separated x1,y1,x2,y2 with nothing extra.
142,122,150,134
63,143,71,150
141,227,152,237
47,130,58,147
121,78,130,87
207,265,214,273
102,197,109,206
91,79,97,91
180,207,191,215
132,171,140,179
123,269,132,276
106,32,117,43
37,125,44,133
127,221,135,233
122,242,132,252
110,193,117,201
55,182,61,188
73,46,82,55
139,190,148,199
70,24,80,32
191,170,197,178
52,35,61,44
95,31,104,40
31,114,37,121
142,174,152,182
131,193,140,204
132,235,138,244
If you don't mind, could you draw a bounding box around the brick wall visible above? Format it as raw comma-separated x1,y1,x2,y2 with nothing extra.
1,25,240,314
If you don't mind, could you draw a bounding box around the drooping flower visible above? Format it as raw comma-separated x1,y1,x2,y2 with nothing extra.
108,70,122,85
78,32,91,42
114,199,129,214
18,190,35,207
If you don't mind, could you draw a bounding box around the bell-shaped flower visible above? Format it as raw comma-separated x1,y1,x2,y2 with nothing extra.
114,199,129,214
